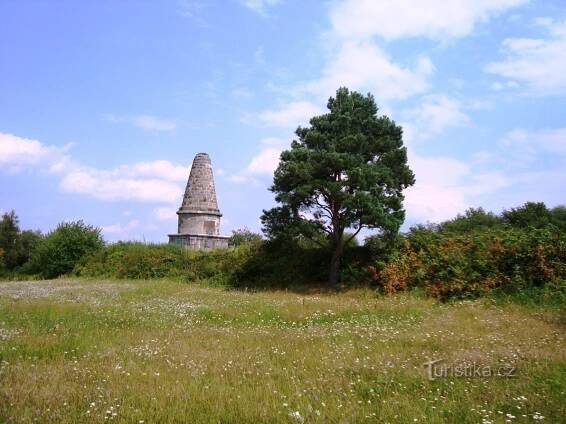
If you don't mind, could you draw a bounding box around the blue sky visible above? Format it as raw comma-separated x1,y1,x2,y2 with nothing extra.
1,0,565,242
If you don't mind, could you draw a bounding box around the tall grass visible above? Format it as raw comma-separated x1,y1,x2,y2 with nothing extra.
0,279,564,422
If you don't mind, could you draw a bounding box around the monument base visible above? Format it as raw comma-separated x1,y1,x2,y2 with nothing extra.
168,233,229,250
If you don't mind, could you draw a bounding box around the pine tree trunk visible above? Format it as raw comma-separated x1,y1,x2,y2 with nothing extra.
328,241,343,287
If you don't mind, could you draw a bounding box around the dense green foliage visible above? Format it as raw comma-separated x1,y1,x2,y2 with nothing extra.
0,211,41,273
365,203,566,301
436,207,502,233
228,227,262,247
374,226,565,301
75,242,255,286
74,238,370,289
29,221,104,279
502,201,566,230
262,87,414,285
3,201,565,303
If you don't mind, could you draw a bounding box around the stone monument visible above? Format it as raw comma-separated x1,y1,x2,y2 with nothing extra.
168,153,229,249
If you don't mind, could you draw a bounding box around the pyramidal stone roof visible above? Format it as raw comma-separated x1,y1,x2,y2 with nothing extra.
179,152,221,215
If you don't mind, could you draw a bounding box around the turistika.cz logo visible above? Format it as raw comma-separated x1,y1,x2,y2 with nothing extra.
423,359,517,381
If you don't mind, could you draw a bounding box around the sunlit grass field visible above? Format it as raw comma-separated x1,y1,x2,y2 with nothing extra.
0,279,564,423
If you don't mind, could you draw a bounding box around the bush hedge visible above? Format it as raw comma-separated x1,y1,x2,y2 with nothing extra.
372,226,565,300
75,242,256,286
4,202,564,302
74,239,370,289
75,225,565,301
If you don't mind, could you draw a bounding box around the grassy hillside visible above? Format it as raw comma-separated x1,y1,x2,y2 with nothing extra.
0,279,564,423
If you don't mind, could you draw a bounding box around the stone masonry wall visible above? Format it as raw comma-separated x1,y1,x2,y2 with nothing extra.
169,234,229,250
178,212,220,235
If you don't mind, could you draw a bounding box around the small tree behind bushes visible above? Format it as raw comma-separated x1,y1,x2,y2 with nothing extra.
228,227,262,247
30,220,103,278
502,201,564,230
436,207,502,233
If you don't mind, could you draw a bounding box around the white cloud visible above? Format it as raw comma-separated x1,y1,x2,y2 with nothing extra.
403,127,566,222
117,160,188,182
227,175,251,184
258,101,321,128
404,153,469,222
240,0,281,14
227,137,287,184
404,150,511,222
246,147,282,175
0,133,46,164
153,206,178,221
463,172,511,196
107,114,177,132
485,19,566,95
282,0,528,107
59,170,183,203
258,0,525,117
491,80,519,91
102,219,140,235
511,168,566,205
0,131,187,204
0,133,67,172
471,151,494,164
133,115,177,132
500,128,566,161
177,0,211,28
330,0,528,40
232,87,253,98
402,94,470,142
246,138,285,176
303,41,433,102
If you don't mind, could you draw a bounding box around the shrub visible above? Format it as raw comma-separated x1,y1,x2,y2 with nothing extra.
232,239,328,288
74,201,566,300
364,231,401,261
228,227,263,247
76,242,258,286
78,239,355,289
30,221,103,278
438,207,502,233
0,247,5,272
231,238,372,289
550,206,566,232
502,202,552,229
374,227,565,300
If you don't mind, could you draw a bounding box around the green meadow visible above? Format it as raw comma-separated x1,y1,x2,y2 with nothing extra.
0,279,564,423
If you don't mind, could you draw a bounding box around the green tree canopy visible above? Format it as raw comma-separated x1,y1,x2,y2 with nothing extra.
30,220,104,278
438,207,503,233
261,87,415,285
0,211,20,270
0,211,42,272
228,227,262,247
502,202,552,229
550,205,566,232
